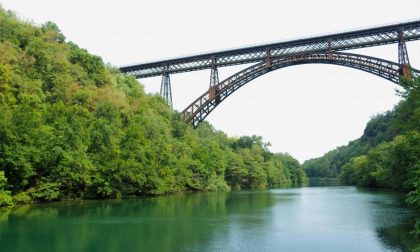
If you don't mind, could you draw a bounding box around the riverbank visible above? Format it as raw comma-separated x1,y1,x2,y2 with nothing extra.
308,177,342,186
1,187,417,252
0,6,307,207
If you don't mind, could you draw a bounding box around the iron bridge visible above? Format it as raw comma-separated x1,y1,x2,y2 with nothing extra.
119,20,420,128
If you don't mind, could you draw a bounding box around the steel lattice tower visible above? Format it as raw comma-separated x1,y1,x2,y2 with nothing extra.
209,66,219,88
119,20,420,121
160,73,172,108
398,29,410,65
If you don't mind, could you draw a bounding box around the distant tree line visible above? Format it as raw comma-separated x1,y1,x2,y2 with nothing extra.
303,77,420,245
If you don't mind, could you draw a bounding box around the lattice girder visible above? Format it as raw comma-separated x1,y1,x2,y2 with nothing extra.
120,20,420,78
182,52,420,128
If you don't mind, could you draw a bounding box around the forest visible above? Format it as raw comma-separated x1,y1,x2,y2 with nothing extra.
303,77,419,199
0,4,419,250
0,6,308,206
303,76,420,240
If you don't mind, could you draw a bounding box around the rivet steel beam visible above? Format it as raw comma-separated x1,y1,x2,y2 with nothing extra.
120,20,420,78
209,60,219,88
182,51,420,128
398,28,410,65
160,73,172,109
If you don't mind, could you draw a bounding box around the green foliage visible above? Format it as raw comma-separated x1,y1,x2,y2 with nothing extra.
68,43,108,87
407,185,420,209
41,21,65,43
0,171,6,190
303,75,420,242
224,136,306,189
0,191,13,207
305,77,420,195
0,6,307,205
28,182,61,201
305,77,420,239
12,192,31,204
303,138,369,178
0,172,13,206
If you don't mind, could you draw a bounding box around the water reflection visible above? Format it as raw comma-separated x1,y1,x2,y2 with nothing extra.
0,191,276,252
376,222,418,252
0,187,417,252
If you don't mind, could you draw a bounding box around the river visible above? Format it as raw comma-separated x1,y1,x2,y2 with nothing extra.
0,186,418,251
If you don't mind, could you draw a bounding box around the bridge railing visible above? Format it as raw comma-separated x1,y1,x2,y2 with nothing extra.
120,20,420,78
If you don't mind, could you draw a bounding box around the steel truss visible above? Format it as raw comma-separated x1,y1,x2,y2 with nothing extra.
210,66,219,88
160,73,172,108
182,52,420,128
120,20,420,78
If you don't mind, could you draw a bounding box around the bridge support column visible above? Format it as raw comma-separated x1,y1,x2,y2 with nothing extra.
209,58,220,103
265,48,272,69
398,29,411,79
327,39,333,60
160,73,173,109
209,66,219,88
209,66,220,102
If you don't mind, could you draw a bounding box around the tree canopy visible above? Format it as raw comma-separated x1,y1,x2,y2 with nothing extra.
0,6,307,206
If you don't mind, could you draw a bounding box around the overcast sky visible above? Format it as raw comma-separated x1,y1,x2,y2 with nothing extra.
2,0,420,162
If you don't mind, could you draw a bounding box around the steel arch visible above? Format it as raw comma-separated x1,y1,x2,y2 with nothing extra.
182,52,420,128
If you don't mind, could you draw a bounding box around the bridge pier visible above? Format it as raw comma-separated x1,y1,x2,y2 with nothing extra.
398,28,411,79
209,61,220,103
327,39,334,60
209,65,219,88
400,65,412,79
120,20,420,81
160,73,173,109
265,48,273,68
117,20,420,125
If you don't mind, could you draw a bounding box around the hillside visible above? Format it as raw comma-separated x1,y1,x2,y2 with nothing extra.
0,7,307,206
303,77,420,239
303,77,419,194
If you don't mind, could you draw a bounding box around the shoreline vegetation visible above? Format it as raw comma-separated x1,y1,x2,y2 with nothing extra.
0,6,418,250
303,76,419,207
307,177,342,187
0,6,307,207
303,78,420,245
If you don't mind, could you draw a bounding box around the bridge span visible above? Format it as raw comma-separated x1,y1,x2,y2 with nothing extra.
120,20,420,127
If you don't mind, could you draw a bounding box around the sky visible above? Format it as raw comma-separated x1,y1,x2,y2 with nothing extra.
1,0,420,162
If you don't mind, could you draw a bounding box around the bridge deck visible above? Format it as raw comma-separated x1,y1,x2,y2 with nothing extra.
119,20,420,78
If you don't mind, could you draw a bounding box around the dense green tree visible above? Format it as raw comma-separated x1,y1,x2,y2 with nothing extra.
305,77,419,191
0,171,13,206
305,77,420,249
0,6,307,205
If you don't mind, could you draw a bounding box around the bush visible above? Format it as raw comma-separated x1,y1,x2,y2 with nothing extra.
0,6,308,203
0,171,7,190
0,191,14,207
28,182,61,201
13,192,32,204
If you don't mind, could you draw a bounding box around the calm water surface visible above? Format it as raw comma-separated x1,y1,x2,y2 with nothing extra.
0,186,418,252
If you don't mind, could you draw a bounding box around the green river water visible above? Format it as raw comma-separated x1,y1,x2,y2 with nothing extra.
0,186,418,251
